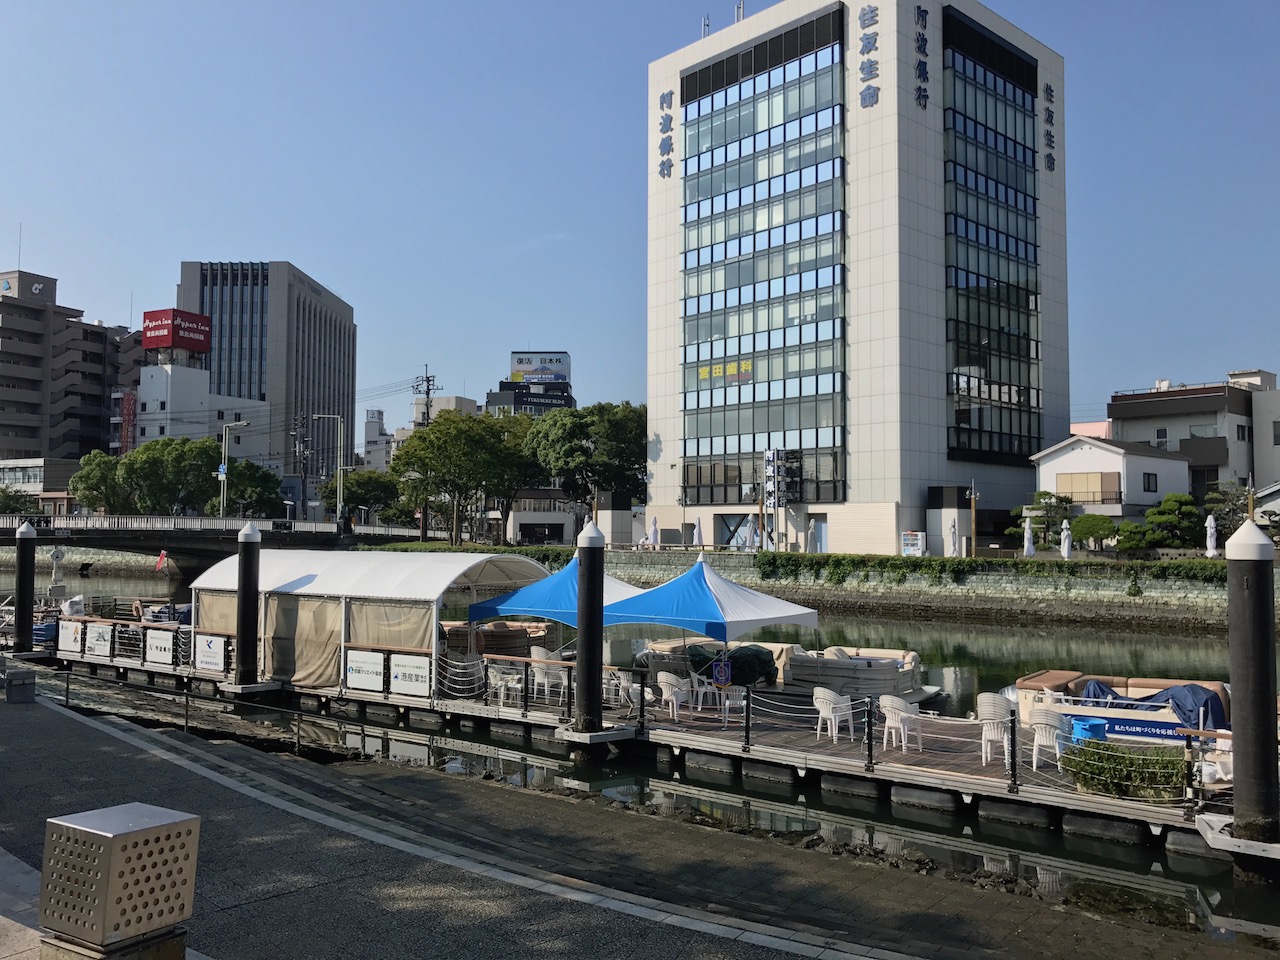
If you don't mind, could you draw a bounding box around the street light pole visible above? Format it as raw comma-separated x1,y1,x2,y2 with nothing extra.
313,414,345,522
966,478,979,559
220,420,250,519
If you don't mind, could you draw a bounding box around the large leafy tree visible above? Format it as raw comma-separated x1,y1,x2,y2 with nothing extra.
483,413,548,545
0,485,38,514
391,410,490,545
524,402,647,523
318,469,401,522
206,458,286,518
119,437,221,515
68,450,137,514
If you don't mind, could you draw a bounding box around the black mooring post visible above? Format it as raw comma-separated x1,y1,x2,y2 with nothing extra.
235,522,262,686
1226,521,1279,848
573,522,605,735
13,522,36,655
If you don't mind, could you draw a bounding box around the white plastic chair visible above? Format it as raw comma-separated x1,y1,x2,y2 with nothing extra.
690,672,721,711
720,685,747,727
976,692,1013,767
656,670,692,721
487,664,522,706
1029,707,1070,771
880,694,922,752
529,645,568,705
813,686,855,743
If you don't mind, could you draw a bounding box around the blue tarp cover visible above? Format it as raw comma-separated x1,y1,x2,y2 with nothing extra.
1080,679,1227,731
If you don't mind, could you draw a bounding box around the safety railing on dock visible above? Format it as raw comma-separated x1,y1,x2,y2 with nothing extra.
625,674,1235,820
54,615,236,677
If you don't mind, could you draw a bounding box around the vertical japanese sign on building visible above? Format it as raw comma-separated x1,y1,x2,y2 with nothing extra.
1041,82,1057,172
657,89,675,179
857,5,880,108
913,4,930,109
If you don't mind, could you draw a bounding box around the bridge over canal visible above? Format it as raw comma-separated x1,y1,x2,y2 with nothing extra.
0,514,422,579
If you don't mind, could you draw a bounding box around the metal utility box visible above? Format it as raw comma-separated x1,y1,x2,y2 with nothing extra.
40,803,200,948
4,668,36,703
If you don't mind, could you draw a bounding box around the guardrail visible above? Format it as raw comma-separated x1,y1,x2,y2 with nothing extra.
0,514,422,537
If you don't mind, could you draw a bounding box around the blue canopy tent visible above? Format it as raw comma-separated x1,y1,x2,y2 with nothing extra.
601,553,818,641
468,554,645,628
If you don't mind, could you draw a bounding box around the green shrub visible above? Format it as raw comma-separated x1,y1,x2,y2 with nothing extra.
1060,741,1183,800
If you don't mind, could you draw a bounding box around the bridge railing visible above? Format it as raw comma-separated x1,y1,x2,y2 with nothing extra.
0,514,420,538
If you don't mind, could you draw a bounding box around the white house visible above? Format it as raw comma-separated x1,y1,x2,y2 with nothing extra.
1030,436,1191,521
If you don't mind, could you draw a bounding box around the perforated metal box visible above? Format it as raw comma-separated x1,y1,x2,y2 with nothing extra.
40,802,200,948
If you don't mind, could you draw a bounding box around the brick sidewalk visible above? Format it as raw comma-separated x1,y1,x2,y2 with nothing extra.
0,694,1273,960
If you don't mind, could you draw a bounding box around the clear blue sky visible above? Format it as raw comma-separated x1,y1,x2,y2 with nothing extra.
4,1,1274,428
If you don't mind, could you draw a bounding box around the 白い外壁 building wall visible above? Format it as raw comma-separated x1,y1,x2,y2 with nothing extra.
647,0,1066,554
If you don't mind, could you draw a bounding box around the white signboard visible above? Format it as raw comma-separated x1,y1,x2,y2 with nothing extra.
389,653,433,698
144,629,175,666
85,623,113,658
345,650,386,692
195,634,226,673
509,351,570,383
58,620,82,654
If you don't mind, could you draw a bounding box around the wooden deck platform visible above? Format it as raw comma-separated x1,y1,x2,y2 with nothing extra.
624,695,1196,829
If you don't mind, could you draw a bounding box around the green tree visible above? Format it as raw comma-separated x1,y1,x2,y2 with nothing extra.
482,414,548,545
119,437,221,515
1005,491,1073,545
391,410,490,545
1203,481,1249,540
524,402,648,524
68,450,137,514
205,458,286,518
1071,513,1116,551
318,469,401,522
0,485,38,514
1143,492,1202,547
1116,493,1202,550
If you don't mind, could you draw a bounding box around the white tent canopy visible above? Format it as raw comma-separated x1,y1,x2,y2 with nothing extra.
191,550,547,602
190,550,549,689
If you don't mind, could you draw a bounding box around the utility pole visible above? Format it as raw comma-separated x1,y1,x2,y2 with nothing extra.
412,364,439,427
966,479,980,558
290,415,311,521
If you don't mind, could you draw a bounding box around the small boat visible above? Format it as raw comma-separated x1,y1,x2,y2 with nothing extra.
1013,669,1231,743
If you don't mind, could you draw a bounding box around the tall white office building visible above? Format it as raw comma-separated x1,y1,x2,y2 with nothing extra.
648,0,1066,553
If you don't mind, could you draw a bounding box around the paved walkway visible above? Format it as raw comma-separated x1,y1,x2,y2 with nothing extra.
0,688,1272,960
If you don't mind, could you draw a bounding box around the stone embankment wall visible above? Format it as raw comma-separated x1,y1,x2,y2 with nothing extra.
604,550,1234,636
0,546,169,577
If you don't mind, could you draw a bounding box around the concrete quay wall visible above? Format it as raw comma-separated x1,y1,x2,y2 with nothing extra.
604,551,1232,634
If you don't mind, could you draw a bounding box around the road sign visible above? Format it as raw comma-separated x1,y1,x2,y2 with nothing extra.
218,462,227,477
711,659,732,688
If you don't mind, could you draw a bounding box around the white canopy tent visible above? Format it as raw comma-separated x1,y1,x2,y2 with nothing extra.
191,550,548,689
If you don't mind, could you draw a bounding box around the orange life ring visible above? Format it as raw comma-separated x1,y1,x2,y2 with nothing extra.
132,600,144,620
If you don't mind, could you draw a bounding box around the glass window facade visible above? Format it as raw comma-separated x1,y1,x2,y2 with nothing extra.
943,9,1042,465
677,9,847,507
